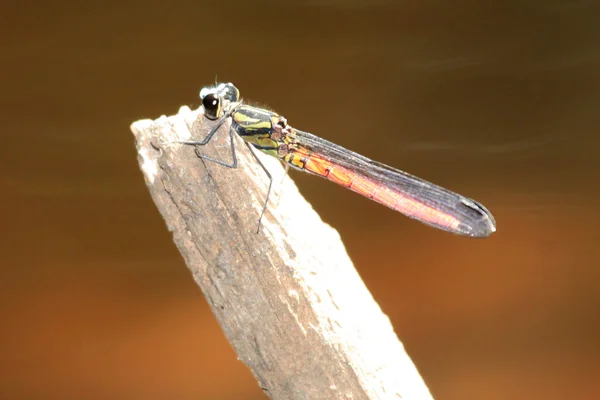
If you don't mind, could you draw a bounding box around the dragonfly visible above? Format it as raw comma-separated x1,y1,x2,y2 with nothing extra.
177,82,496,238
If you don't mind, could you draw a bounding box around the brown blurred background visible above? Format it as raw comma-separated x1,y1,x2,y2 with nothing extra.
2,1,599,399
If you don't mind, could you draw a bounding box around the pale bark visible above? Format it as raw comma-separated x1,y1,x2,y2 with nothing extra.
130,105,435,400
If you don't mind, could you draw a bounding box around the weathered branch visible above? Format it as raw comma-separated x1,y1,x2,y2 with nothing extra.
130,105,435,400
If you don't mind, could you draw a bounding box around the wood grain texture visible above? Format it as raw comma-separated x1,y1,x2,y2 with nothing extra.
130,105,435,400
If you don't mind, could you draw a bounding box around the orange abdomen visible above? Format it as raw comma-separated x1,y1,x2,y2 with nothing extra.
299,153,461,231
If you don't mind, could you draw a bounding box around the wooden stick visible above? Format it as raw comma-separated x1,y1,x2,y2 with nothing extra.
130,105,435,400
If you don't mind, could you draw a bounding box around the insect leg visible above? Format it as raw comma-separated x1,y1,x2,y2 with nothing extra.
245,143,273,233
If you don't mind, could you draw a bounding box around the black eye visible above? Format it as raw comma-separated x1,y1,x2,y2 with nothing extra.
202,93,221,120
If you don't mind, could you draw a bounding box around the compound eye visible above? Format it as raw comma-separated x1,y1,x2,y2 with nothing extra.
222,83,240,102
202,93,221,120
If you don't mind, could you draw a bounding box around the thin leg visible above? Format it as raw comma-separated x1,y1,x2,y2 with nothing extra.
179,113,230,147
279,162,290,185
188,124,238,168
245,143,273,233
177,102,242,147
273,162,290,209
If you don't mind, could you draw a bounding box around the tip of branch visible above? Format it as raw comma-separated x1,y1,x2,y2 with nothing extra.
129,103,434,400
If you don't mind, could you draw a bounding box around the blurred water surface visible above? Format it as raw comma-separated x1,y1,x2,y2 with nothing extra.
1,1,599,399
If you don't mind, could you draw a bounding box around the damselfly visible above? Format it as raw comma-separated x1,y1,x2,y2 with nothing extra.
178,83,496,237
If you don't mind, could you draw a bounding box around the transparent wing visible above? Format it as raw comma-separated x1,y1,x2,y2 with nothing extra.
292,129,496,237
